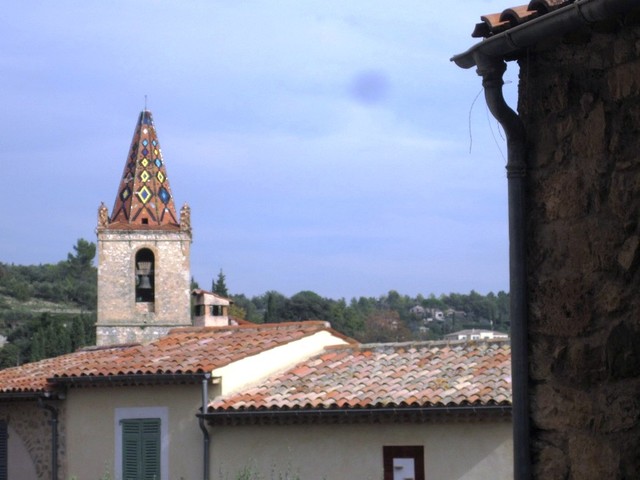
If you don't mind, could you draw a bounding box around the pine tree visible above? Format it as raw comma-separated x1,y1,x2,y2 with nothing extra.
212,269,229,297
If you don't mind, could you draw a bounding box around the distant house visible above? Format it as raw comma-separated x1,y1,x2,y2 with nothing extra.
444,329,509,342
0,332,512,480
192,289,236,327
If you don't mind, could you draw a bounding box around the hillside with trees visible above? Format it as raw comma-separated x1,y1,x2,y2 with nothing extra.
0,242,509,368
0,239,97,367
205,270,510,343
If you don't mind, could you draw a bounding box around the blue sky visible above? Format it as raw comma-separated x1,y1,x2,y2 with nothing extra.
1,1,519,299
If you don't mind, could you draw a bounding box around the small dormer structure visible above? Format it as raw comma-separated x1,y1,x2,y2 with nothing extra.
192,289,235,327
96,110,192,346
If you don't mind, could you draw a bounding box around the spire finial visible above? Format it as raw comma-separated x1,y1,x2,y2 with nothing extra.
144,95,148,111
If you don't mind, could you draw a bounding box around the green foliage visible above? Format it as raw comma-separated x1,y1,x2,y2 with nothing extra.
283,291,331,322
197,275,510,342
230,294,262,323
0,239,97,367
0,239,96,309
262,291,287,324
2,312,97,366
213,269,229,297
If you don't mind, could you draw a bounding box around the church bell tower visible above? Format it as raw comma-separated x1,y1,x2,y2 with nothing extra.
96,110,192,346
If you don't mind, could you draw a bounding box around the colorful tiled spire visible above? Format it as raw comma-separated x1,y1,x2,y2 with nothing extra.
108,110,180,229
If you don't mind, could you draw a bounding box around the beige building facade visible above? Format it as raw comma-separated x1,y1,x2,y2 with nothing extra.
211,421,512,480
63,384,511,480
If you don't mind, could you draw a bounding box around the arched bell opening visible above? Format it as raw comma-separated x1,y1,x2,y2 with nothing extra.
135,248,155,303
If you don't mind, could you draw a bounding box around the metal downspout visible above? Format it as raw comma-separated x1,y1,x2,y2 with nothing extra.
38,399,59,480
199,373,211,480
474,53,530,480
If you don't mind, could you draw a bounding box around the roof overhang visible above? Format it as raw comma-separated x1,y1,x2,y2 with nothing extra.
201,404,512,426
48,373,209,388
451,0,639,69
0,391,62,401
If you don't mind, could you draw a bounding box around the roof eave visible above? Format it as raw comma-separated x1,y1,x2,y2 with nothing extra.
451,0,639,69
201,404,512,425
48,372,209,387
0,390,61,401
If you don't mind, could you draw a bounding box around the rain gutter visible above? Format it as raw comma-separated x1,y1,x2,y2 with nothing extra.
48,373,206,386
0,391,57,400
199,373,212,480
200,404,511,424
451,0,638,69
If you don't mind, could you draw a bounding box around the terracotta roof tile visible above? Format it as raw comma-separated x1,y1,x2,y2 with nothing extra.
469,0,638,40
471,0,571,38
209,340,511,412
0,322,346,394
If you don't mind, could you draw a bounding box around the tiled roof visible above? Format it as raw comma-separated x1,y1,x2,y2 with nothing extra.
209,340,511,413
471,0,570,38
0,322,343,394
452,0,638,69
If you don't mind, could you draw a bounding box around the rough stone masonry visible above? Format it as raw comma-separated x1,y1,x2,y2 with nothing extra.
518,13,640,480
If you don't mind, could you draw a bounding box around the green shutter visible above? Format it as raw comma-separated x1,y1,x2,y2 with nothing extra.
141,420,161,480
122,419,161,480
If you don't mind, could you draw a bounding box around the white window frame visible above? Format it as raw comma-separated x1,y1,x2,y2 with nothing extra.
115,407,169,480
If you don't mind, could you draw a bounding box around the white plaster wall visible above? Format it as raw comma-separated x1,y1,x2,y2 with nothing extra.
211,420,513,480
212,330,350,395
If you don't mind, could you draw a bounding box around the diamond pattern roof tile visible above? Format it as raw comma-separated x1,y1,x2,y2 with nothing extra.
108,110,181,230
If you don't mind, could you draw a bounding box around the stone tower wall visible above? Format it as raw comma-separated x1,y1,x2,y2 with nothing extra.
97,229,192,345
518,19,640,479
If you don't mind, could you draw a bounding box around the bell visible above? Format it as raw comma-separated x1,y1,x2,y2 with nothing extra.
138,275,152,289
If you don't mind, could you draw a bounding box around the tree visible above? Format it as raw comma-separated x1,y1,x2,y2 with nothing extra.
263,291,286,323
62,238,97,307
284,291,331,322
212,269,229,297
360,310,410,343
66,238,96,273
0,344,20,369
329,299,363,338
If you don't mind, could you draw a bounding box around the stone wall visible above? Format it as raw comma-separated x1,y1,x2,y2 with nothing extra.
0,400,66,479
97,229,192,345
518,14,640,479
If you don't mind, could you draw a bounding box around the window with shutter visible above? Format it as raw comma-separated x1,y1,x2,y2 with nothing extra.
121,418,161,480
0,421,7,480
